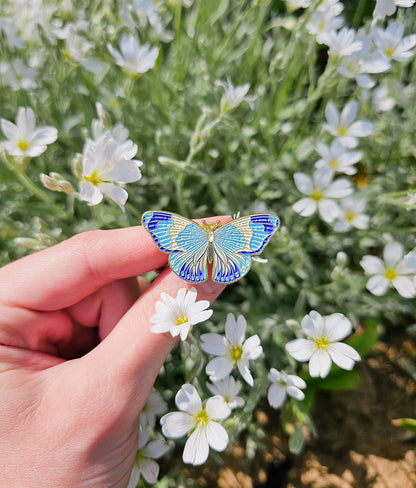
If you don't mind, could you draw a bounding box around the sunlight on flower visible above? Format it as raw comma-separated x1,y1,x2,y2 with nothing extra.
201,313,262,386
360,242,416,298
286,311,361,378
1,107,57,157
150,287,213,341
160,384,231,466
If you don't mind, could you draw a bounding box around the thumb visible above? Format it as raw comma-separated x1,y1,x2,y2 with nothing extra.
80,268,224,419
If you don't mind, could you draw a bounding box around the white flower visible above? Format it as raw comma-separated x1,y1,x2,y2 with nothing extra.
107,34,159,76
337,34,391,89
1,107,57,157
201,313,262,387
79,134,142,209
292,167,353,223
360,242,416,298
127,428,168,487
315,140,362,175
150,287,212,341
10,0,53,41
333,197,370,232
371,84,395,112
306,6,344,44
215,78,252,112
284,0,312,12
0,18,25,49
62,26,104,74
207,376,245,410
140,391,168,428
323,100,374,148
0,59,38,91
373,22,416,62
373,0,416,20
267,369,306,409
320,27,363,58
160,384,231,466
286,311,361,378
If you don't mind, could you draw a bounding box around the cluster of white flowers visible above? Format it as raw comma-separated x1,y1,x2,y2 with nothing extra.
292,98,372,231
305,0,416,90
148,288,362,467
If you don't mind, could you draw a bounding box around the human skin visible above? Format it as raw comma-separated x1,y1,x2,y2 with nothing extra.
0,217,228,488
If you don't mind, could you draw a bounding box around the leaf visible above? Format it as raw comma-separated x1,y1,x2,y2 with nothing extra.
318,369,361,391
289,423,306,455
392,418,416,435
347,318,379,358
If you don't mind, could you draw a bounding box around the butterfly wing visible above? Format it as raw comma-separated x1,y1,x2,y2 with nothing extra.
142,211,209,283
212,214,280,283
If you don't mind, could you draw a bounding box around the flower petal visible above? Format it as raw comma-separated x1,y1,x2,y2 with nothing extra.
383,242,404,267
243,334,262,359
182,428,209,465
360,255,384,274
328,342,361,370
319,199,341,223
392,276,416,298
286,385,305,401
366,275,390,296
206,421,229,452
292,198,317,217
309,350,332,378
206,356,234,382
324,313,352,342
237,358,254,386
175,384,202,413
160,412,192,438
294,172,313,194
139,458,159,484
267,384,286,409
200,333,229,355
80,182,103,205
286,338,314,361
205,396,231,421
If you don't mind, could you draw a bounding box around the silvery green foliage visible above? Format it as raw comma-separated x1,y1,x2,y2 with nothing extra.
1,0,416,485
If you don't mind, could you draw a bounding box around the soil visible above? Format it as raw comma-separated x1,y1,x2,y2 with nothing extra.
182,336,416,488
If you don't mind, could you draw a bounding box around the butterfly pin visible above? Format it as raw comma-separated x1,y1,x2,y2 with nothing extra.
142,211,280,284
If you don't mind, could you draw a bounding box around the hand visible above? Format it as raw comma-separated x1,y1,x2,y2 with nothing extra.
0,219,227,488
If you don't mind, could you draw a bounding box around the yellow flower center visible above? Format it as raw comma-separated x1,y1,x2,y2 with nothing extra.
84,171,102,186
314,336,330,351
329,160,338,168
346,212,355,222
337,126,347,136
384,267,397,281
318,23,325,31
194,409,209,427
385,48,394,57
17,140,29,151
311,191,323,202
135,449,144,463
279,379,287,387
230,345,243,363
63,48,72,60
175,316,188,326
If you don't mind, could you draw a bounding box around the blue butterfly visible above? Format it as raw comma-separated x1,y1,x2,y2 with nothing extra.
142,211,280,284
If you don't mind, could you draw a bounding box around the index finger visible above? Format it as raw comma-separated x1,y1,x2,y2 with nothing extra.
0,216,232,310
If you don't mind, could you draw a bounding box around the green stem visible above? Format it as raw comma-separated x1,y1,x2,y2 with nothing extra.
352,0,367,28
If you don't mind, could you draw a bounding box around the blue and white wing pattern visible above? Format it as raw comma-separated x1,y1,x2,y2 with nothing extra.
142,211,209,283
212,214,280,283
142,211,279,284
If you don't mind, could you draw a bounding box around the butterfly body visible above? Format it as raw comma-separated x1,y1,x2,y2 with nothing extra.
142,211,280,284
